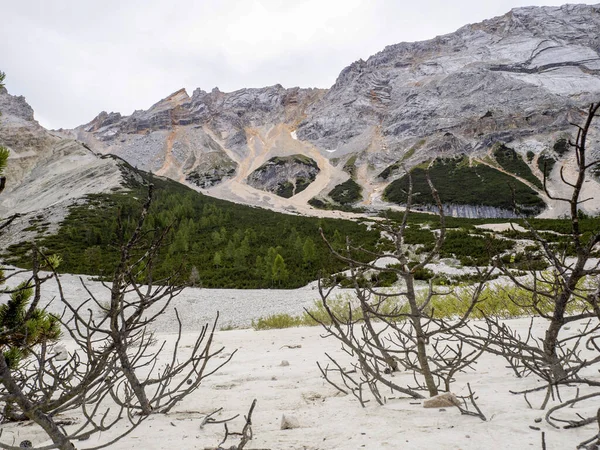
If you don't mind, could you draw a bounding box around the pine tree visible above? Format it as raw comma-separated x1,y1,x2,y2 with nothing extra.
0,282,61,369
213,251,223,268
302,237,316,267
272,254,288,286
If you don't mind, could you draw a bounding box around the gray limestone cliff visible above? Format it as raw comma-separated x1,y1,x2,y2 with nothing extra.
297,3,600,157
68,3,600,217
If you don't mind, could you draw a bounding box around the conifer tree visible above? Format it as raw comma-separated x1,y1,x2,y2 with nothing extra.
0,282,61,369
272,254,288,286
302,237,316,267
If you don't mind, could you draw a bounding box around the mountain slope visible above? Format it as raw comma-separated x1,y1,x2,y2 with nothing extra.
70,3,600,218
0,87,127,246
0,88,380,289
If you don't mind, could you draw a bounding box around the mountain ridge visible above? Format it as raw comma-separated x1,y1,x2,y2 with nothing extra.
20,3,600,218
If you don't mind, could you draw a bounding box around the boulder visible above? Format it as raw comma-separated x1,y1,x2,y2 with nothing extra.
280,414,301,430
423,392,461,408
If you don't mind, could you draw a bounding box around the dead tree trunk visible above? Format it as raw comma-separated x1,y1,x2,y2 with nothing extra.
404,274,438,397
0,355,75,450
313,169,489,403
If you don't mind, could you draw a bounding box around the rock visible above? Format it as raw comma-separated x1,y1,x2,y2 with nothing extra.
19,440,32,448
280,414,301,430
247,155,320,198
6,4,600,220
280,360,290,367
52,345,68,361
69,3,600,218
423,393,461,408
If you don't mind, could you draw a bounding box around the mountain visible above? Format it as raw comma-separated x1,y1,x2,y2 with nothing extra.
0,87,129,247
0,88,379,289
67,3,600,218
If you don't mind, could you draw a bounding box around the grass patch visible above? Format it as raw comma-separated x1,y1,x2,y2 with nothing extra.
343,154,358,178
493,144,542,189
252,277,591,330
252,314,305,330
431,280,588,319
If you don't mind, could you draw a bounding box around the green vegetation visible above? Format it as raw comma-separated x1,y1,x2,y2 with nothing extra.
186,166,236,188
295,177,312,194
252,279,590,330
382,156,545,215
0,282,61,369
0,147,8,174
328,179,363,205
378,139,426,180
0,141,8,195
252,295,401,330
308,197,366,213
553,137,570,156
275,181,294,198
382,209,600,234
252,313,306,330
493,144,542,189
378,210,600,264
430,280,587,319
412,229,515,266
268,154,319,169
537,152,557,179
343,154,358,178
3,168,378,289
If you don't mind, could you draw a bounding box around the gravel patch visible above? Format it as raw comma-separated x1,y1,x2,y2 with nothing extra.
2,269,328,332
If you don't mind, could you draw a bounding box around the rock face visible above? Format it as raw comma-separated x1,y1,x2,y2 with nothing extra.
0,88,126,247
69,3,600,217
247,155,320,198
71,85,323,176
298,4,600,154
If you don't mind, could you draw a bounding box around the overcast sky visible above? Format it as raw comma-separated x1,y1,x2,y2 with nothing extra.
1,0,597,129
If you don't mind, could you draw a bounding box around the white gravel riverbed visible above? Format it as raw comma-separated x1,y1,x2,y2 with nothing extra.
2,269,331,332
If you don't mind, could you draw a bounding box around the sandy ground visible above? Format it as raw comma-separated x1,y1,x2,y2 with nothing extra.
537,157,600,219
475,223,528,233
200,126,367,221
1,320,597,450
1,270,598,449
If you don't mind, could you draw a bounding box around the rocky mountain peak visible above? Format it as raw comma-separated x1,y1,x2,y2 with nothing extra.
65,2,600,218
0,87,124,224
147,88,191,113
83,111,123,132
0,88,36,124
330,59,367,91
